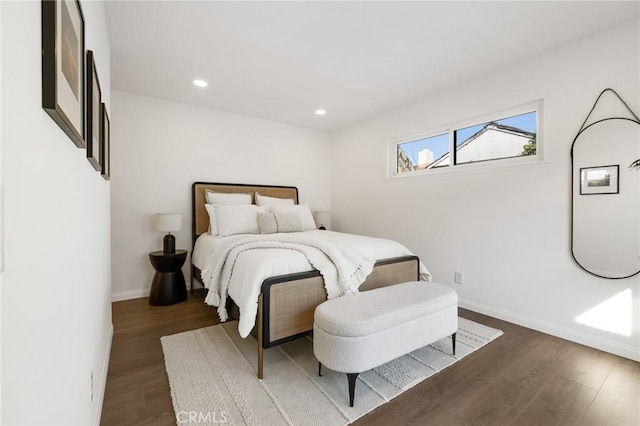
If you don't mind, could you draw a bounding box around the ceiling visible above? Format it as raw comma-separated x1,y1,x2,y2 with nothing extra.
105,1,639,131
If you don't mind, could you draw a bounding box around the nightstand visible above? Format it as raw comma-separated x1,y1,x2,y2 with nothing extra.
148,250,188,306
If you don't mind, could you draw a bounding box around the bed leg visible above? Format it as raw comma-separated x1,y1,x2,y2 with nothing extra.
190,265,194,293
257,294,264,380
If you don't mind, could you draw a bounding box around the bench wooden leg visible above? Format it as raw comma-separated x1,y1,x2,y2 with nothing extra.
452,332,456,356
347,373,359,407
318,362,322,377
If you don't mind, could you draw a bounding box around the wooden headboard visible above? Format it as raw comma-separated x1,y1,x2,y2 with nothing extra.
191,182,299,246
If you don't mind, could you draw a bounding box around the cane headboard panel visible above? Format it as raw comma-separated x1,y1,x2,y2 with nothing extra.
191,182,299,246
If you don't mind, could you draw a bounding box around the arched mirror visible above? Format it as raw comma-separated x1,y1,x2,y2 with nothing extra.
571,89,640,279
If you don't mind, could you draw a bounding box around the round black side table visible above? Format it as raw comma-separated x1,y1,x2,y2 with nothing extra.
148,250,188,306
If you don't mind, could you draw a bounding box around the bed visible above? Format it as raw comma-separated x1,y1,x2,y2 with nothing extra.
191,182,427,378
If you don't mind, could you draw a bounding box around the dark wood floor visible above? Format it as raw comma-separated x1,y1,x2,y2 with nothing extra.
101,289,639,425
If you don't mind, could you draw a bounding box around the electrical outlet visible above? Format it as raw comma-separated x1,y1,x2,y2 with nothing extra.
454,271,464,284
90,371,94,404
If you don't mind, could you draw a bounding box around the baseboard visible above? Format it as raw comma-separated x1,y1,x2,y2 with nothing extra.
459,298,640,362
112,280,203,302
92,323,113,425
111,288,150,302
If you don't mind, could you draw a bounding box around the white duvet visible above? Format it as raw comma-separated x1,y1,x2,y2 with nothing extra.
194,230,431,337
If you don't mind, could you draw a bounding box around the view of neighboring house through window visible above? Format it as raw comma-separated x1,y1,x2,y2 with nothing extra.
393,105,539,176
453,111,536,165
397,133,449,173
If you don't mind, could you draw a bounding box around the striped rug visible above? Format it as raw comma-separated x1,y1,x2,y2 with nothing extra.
161,317,502,425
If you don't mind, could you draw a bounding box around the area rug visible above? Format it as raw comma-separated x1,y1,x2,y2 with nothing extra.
161,318,502,425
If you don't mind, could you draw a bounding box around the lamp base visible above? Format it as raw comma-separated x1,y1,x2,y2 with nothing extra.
163,234,176,253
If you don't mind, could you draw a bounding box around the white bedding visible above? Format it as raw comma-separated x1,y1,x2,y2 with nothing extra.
193,230,431,337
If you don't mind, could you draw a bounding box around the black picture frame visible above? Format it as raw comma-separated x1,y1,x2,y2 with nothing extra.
42,0,85,148
100,103,110,180
86,50,102,171
579,165,619,195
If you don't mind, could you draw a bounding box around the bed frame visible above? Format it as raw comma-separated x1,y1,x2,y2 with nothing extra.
191,182,420,378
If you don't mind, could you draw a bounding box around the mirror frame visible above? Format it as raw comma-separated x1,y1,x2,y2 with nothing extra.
570,116,640,280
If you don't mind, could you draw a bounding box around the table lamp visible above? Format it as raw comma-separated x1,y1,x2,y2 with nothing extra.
313,211,331,231
154,213,182,253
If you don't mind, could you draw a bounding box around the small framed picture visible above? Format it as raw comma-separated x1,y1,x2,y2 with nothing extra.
86,50,102,171
41,0,85,148
580,165,619,195
100,103,110,180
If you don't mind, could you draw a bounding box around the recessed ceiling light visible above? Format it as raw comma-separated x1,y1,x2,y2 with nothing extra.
193,79,208,87
315,109,327,116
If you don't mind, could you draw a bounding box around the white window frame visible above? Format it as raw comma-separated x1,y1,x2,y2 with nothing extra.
387,100,544,179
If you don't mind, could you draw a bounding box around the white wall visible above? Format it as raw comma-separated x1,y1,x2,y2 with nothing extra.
0,0,3,420
111,91,331,299
331,20,640,360
1,1,112,424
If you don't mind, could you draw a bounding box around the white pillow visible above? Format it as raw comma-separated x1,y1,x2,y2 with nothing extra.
257,211,278,234
205,204,219,236
205,190,252,206
204,191,252,235
255,192,295,207
270,204,316,232
216,205,263,237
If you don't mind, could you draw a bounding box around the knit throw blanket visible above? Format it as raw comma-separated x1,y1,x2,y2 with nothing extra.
201,234,375,322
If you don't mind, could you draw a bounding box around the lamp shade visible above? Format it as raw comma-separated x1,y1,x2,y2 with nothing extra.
154,213,182,233
312,211,331,230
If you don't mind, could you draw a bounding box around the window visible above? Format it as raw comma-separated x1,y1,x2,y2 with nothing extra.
391,102,540,177
454,111,537,165
396,133,449,173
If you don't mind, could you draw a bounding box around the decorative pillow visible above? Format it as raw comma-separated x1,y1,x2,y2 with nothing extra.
255,192,295,207
216,205,263,237
257,211,278,234
270,204,316,232
204,191,252,235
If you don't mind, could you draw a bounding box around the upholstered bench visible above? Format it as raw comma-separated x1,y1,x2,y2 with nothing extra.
313,281,458,407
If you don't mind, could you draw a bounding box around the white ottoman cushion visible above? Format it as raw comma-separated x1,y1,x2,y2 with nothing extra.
314,281,458,374
314,281,457,337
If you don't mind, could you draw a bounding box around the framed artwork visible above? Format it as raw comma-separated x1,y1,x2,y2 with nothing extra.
100,103,110,180
580,165,619,195
41,0,85,148
86,50,102,171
